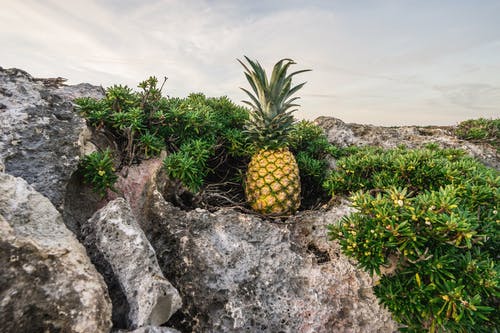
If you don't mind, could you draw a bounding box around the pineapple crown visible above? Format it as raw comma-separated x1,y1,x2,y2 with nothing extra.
238,56,311,149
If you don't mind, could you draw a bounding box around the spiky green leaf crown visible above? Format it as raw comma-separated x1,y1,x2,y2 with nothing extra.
238,56,310,149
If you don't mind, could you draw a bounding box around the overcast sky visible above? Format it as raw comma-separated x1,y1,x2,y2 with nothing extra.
1,0,499,125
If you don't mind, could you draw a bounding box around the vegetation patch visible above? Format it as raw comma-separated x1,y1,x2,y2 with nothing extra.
79,149,118,197
74,76,334,211
455,118,499,152
327,145,499,332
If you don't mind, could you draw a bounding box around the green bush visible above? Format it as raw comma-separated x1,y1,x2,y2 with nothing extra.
163,138,214,192
326,146,499,332
288,120,337,206
456,118,499,152
79,149,118,197
157,93,251,193
75,79,252,195
323,145,466,195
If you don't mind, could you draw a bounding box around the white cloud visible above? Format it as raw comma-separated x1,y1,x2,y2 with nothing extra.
1,0,499,125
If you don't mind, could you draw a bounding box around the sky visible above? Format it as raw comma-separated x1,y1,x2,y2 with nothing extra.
1,0,499,126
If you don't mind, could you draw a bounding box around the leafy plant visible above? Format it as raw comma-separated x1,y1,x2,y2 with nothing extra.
75,77,167,164
456,118,499,152
74,97,110,129
327,145,499,332
288,120,336,207
139,131,165,158
79,149,118,197
323,145,466,196
76,79,251,201
163,139,213,192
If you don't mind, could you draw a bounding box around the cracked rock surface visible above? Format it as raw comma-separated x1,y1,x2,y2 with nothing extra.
0,173,112,333
0,67,103,210
138,177,398,333
82,198,182,330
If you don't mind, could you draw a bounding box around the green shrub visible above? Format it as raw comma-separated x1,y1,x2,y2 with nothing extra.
75,80,252,204
288,120,337,206
456,118,499,152
163,138,214,192
79,149,118,197
323,145,466,196
75,77,168,163
327,146,499,332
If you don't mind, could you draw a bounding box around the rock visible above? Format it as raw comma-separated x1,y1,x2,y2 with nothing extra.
115,326,181,333
138,179,398,332
0,67,104,210
315,116,499,169
63,156,164,239
288,203,398,332
82,198,182,330
0,173,112,333
109,157,165,216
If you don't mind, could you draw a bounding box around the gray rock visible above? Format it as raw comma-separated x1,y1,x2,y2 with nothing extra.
0,67,104,210
0,173,112,333
82,198,182,330
138,180,398,332
315,116,499,169
115,326,181,333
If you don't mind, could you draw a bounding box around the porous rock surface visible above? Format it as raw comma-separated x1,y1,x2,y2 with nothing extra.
315,116,499,169
116,326,181,333
63,156,165,239
0,66,104,210
0,172,112,333
82,198,182,330
138,177,398,333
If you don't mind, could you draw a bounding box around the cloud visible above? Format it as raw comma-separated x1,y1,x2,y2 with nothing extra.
434,84,500,112
1,0,499,125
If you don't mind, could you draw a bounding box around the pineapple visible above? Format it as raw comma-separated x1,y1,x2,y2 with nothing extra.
238,56,310,215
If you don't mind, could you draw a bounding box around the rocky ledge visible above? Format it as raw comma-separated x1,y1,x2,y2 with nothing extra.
315,116,498,169
0,67,497,332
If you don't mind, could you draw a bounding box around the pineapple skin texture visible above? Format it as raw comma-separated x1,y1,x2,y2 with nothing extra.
245,148,301,215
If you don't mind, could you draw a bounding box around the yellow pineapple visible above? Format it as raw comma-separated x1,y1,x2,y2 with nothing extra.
238,57,310,215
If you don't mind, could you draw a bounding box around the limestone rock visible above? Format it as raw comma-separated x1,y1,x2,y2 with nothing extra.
115,326,181,333
109,157,165,216
139,180,398,332
0,67,104,210
315,116,499,169
82,198,182,330
0,173,112,333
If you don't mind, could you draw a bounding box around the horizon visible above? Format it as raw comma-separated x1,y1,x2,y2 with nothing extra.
1,0,499,126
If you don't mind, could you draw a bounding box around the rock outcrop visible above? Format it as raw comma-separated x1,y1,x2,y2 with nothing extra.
0,67,104,210
316,116,499,169
137,177,398,333
82,198,182,330
0,173,112,333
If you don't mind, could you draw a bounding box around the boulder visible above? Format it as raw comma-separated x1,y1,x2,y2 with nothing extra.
138,179,398,332
315,116,499,169
0,173,112,333
82,198,182,330
0,67,104,210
